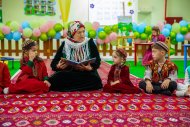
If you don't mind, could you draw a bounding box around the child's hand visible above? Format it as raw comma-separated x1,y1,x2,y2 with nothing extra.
29,50,36,61
161,79,170,89
110,80,120,86
146,80,154,93
44,80,51,87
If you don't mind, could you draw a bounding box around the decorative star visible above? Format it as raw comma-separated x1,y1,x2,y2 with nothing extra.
129,10,134,14
128,2,132,6
90,4,94,8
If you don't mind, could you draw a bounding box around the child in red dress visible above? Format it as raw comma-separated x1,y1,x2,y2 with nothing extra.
0,62,11,93
3,40,51,94
103,48,141,94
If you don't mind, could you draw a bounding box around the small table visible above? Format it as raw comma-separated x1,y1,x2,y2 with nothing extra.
0,57,14,69
134,42,153,66
183,44,190,71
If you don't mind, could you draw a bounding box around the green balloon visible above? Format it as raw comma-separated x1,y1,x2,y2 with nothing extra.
48,29,56,38
134,32,140,38
54,23,63,32
112,25,118,32
180,26,188,35
23,28,33,38
170,31,176,39
140,33,147,40
84,22,92,31
171,39,178,45
110,41,117,46
40,33,48,41
6,21,12,27
88,30,96,38
30,21,40,29
10,21,19,31
145,26,152,35
170,48,175,56
172,23,180,33
0,32,4,40
30,36,39,41
188,24,190,31
104,26,112,34
98,31,106,40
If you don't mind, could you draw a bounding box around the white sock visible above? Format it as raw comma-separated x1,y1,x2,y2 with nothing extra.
3,88,9,94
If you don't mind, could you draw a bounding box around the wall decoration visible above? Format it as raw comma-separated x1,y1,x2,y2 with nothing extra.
24,0,56,16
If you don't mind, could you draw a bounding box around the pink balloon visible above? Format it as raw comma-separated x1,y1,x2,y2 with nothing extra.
2,26,11,34
92,22,100,30
104,36,110,44
158,34,166,42
33,28,41,37
185,32,190,41
18,26,23,33
157,21,164,31
46,20,56,29
40,24,49,33
96,38,104,44
63,29,68,38
109,32,117,41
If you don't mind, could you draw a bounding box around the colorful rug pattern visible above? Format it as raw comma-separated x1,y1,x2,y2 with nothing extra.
1,61,190,126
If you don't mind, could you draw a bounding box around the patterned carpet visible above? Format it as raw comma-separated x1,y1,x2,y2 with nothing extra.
0,61,190,127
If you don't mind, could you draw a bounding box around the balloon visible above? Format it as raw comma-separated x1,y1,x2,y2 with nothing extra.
40,33,48,41
104,36,110,44
30,20,40,29
172,23,180,33
46,20,56,29
145,26,152,35
13,31,21,41
0,23,4,30
18,26,23,33
164,24,172,31
170,48,175,56
179,20,188,27
185,32,190,41
98,31,106,40
22,21,30,29
104,26,112,34
92,22,100,30
85,31,88,37
112,24,118,32
109,32,117,41
23,28,33,38
10,21,19,31
54,32,61,39
97,27,104,33
170,31,176,40
171,39,178,45
5,32,13,40
33,28,41,37
84,22,92,31
180,26,188,35
5,21,11,27
158,34,166,42
2,26,11,34
134,32,140,38
110,41,117,46
132,23,138,31
96,38,104,44
176,33,184,42
40,24,49,33
47,29,56,38
63,30,68,38
88,30,96,38
0,32,4,40
188,24,190,31
161,28,170,37
30,36,39,41
157,21,164,31
127,38,132,43
54,23,63,32
137,24,145,34
140,33,147,40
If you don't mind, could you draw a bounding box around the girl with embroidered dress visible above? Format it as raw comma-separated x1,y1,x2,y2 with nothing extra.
176,66,190,97
103,48,141,94
3,40,51,94
48,21,102,91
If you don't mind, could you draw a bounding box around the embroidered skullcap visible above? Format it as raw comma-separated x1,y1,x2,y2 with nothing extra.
67,21,85,38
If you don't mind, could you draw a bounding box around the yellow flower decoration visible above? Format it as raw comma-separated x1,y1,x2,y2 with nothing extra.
128,2,132,6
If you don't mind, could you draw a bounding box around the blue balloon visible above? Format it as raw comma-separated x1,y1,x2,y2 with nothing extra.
176,33,184,42
5,32,13,40
161,28,170,37
127,38,132,43
137,24,145,34
132,23,138,31
97,27,104,33
22,21,30,29
164,24,172,31
85,31,88,37
54,32,61,39
13,31,21,41
179,20,188,27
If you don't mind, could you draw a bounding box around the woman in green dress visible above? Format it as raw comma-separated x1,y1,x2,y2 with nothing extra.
48,21,102,92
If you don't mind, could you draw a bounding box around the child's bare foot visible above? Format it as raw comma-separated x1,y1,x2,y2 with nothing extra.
3,87,9,94
44,80,51,87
